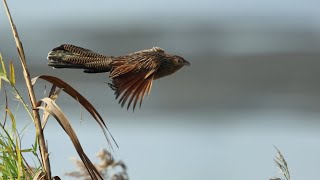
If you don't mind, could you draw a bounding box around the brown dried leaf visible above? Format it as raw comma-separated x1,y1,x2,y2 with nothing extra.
32,75,118,149
32,170,46,180
41,85,62,129
38,97,103,180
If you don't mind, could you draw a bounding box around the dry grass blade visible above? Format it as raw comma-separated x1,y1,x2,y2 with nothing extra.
32,75,118,149
38,97,103,180
32,171,46,180
41,85,62,129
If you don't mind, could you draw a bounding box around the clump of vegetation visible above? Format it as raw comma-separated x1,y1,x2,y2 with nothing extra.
66,149,128,180
0,54,43,179
0,0,118,179
0,103,38,179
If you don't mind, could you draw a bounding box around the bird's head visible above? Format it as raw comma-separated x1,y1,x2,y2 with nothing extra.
153,53,190,80
171,55,191,68
160,55,190,75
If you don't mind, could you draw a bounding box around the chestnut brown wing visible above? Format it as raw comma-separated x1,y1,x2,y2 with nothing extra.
109,52,162,110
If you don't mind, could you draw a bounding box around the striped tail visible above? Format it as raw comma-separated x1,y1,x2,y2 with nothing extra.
47,44,114,73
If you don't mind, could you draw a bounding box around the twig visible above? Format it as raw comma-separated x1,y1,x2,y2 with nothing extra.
2,0,52,179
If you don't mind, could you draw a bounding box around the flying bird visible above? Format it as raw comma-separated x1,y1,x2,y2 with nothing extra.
47,44,190,110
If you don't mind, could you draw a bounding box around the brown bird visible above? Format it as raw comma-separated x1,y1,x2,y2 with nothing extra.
47,44,190,110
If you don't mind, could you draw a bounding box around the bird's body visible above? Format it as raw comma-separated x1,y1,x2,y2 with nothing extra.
47,44,190,110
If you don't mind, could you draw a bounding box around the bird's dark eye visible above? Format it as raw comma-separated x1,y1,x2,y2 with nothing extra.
176,57,184,63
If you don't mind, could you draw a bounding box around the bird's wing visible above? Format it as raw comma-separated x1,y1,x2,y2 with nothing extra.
109,53,161,110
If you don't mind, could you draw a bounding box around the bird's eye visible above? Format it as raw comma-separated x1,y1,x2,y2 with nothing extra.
173,56,185,64
178,59,184,63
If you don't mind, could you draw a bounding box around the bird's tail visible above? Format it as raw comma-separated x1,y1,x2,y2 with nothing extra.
47,44,113,73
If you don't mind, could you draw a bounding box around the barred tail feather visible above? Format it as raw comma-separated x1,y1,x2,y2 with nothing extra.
47,44,113,73
47,50,87,69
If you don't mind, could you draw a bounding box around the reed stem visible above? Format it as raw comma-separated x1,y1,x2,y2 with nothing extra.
2,0,52,179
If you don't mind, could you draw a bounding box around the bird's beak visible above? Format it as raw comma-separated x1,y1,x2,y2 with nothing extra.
184,60,191,66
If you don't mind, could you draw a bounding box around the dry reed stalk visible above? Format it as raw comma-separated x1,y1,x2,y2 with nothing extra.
2,0,51,179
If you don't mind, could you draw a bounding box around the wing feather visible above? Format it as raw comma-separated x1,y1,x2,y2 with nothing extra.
127,75,150,110
118,73,145,107
135,75,153,110
109,52,161,110
117,73,144,99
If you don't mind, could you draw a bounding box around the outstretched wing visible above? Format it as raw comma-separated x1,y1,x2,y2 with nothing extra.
109,50,162,110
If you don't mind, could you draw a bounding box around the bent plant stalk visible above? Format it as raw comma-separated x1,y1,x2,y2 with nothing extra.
2,0,51,179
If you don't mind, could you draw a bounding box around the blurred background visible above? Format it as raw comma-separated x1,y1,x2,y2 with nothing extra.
1,0,320,179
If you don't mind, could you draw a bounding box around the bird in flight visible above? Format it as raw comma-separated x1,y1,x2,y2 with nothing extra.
47,44,190,110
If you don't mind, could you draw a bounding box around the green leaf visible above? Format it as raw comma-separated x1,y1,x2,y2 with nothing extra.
20,148,33,153
0,54,5,90
15,138,21,180
9,61,15,85
0,54,6,75
33,135,38,153
5,109,16,132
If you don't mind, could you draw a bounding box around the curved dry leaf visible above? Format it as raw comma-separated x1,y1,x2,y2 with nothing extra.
32,75,118,149
32,170,46,180
41,85,62,129
38,97,103,180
